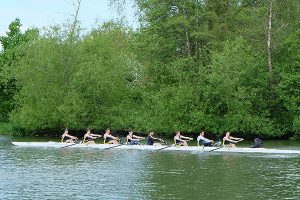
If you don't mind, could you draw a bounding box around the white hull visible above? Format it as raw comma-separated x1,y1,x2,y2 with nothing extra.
11,142,300,154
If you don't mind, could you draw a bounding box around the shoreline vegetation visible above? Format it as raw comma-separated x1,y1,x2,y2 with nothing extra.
0,1,300,140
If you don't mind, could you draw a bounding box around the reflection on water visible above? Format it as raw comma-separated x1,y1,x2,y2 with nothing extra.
0,136,299,200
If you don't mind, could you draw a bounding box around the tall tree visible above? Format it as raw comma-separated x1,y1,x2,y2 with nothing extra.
0,18,38,122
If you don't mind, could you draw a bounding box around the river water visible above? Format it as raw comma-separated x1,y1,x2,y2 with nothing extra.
0,136,299,200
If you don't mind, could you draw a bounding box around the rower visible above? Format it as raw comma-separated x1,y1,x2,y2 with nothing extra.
223,132,244,148
126,129,145,145
250,138,262,148
147,132,163,146
103,128,120,144
174,131,193,146
83,128,102,144
61,129,78,143
197,131,214,147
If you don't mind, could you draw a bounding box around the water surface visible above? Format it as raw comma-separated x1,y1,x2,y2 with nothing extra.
1,136,299,199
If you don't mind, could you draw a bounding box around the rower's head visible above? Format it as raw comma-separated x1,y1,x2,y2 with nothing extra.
226,132,230,137
64,128,68,133
86,128,91,134
175,131,180,136
128,128,133,135
105,128,110,134
200,131,205,136
149,132,154,136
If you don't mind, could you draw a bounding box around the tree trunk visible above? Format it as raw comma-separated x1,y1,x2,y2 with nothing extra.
185,29,191,57
183,8,192,57
267,0,273,88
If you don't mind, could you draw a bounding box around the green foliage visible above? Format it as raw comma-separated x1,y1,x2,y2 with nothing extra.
61,23,136,129
201,38,274,136
0,18,39,122
0,122,14,135
1,1,300,139
275,29,300,137
9,22,136,131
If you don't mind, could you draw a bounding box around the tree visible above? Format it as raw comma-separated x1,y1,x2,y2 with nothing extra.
275,29,300,138
201,38,274,136
10,22,136,131
0,18,38,122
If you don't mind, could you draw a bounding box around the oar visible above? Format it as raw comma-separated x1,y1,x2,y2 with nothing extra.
103,143,124,150
61,140,81,149
206,145,223,152
103,137,124,150
158,138,168,145
155,143,174,151
204,139,224,152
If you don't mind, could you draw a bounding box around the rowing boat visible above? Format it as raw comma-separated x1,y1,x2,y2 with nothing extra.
11,142,300,154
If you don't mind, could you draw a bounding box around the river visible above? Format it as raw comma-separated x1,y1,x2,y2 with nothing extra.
0,136,299,199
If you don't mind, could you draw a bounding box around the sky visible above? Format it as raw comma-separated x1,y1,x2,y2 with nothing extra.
0,0,137,37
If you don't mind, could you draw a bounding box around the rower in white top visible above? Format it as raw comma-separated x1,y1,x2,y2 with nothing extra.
197,131,214,147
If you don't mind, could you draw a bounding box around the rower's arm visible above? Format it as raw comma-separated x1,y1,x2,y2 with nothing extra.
224,138,237,143
127,136,139,141
133,135,144,139
85,135,97,140
70,135,78,140
231,137,244,141
109,135,119,140
175,137,186,142
181,136,193,140
112,136,118,140
91,134,102,137
151,136,160,141
150,135,156,140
